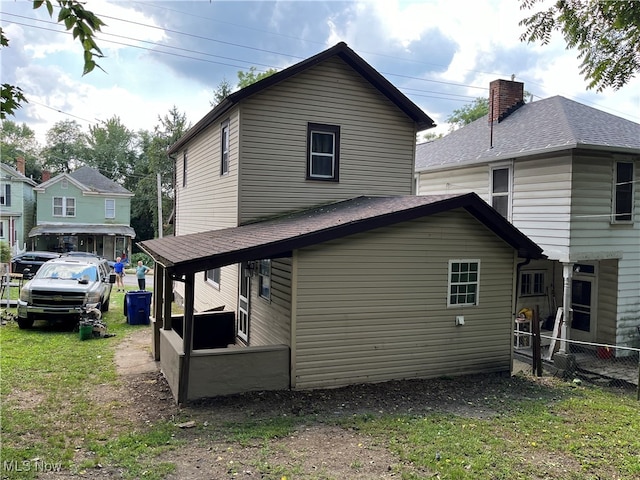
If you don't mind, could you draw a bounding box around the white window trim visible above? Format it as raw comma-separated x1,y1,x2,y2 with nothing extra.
258,259,271,301
611,160,635,224
105,199,115,219
221,121,230,176
520,270,546,296
205,268,221,290
489,163,513,221
53,196,76,217
447,259,480,307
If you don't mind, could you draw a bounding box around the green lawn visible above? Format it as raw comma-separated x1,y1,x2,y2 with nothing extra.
1,293,639,479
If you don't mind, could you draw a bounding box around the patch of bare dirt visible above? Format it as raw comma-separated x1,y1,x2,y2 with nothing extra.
41,327,568,479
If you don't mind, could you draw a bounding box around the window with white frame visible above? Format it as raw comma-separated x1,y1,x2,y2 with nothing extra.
0,184,10,206
258,259,271,300
105,199,115,218
307,123,340,181
205,268,221,289
520,271,545,296
182,150,188,187
448,260,480,307
53,196,75,217
0,220,5,239
221,121,229,175
613,161,634,222
490,166,511,219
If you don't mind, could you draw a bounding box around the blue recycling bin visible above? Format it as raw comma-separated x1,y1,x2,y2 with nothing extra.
125,291,152,325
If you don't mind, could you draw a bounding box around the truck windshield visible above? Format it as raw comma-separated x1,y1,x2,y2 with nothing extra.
37,263,99,282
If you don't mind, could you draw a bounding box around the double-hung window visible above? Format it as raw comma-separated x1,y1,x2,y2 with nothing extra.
448,260,480,307
307,123,340,181
182,150,188,187
490,166,511,219
613,161,634,222
105,199,115,219
520,271,545,296
0,184,10,206
221,121,229,175
258,259,271,300
205,268,221,289
53,197,75,217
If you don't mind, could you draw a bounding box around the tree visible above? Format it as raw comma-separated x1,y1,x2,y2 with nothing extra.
210,78,234,107
446,97,489,130
85,116,136,181
0,0,105,119
236,66,278,89
42,119,87,174
519,0,640,91
0,120,42,179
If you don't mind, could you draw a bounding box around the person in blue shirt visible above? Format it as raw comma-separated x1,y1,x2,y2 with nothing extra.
113,257,125,292
136,260,151,291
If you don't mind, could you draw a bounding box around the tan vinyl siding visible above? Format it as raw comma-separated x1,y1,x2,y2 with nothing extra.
597,259,617,345
193,264,239,314
248,258,292,346
238,57,417,222
292,209,516,390
175,109,240,236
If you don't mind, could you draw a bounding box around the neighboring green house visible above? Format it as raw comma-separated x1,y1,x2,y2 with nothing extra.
29,166,135,261
0,159,37,254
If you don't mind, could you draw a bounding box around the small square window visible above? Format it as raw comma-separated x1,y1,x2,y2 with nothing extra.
520,271,545,296
205,268,221,289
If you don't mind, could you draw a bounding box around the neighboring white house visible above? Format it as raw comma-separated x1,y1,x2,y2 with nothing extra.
0,158,37,254
415,79,640,352
139,44,545,402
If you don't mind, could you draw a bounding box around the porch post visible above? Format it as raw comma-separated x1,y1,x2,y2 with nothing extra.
560,263,573,354
162,269,173,331
177,272,195,404
152,264,164,361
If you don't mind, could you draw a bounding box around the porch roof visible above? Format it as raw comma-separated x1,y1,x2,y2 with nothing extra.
29,224,136,238
138,193,545,277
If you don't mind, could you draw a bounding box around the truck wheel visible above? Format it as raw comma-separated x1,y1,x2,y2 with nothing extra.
101,296,110,312
17,318,34,329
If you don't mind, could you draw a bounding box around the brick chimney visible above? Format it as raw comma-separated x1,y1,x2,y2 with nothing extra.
16,156,25,175
42,170,51,182
489,79,524,124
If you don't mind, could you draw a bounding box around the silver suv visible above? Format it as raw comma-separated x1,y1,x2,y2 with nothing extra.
17,257,115,329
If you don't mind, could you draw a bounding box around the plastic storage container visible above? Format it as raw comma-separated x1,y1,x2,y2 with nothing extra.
125,291,152,325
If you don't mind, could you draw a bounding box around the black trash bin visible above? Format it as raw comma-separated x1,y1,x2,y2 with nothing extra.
125,291,152,325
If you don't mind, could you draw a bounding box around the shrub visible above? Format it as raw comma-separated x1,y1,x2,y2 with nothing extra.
0,240,10,263
130,252,152,266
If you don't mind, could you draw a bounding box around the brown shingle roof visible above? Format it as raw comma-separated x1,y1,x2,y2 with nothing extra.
138,194,544,276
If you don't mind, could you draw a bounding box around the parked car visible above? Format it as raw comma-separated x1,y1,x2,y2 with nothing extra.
62,252,116,269
17,257,116,329
10,251,61,275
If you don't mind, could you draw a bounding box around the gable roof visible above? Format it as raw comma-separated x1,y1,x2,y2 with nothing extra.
1,163,37,187
35,166,133,196
168,42,435,155
139,193,544,277
415,96,640,172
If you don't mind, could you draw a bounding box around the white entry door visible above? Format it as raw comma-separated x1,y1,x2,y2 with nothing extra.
570,269,596,342
238,264,250,342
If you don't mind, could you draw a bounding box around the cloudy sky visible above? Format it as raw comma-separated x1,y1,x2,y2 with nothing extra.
2,0,639,145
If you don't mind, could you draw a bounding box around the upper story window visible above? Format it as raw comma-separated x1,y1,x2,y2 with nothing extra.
53,197,75,217
490,166,511,219
105,199,115,219
221,121,229,175
205,268,221,290
307,123,340,181
0,184,10,206
448,260,480,307
258,259,271,300
613,161,634,223
182,150,188,187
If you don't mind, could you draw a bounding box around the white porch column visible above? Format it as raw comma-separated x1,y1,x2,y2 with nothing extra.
560,262,574,354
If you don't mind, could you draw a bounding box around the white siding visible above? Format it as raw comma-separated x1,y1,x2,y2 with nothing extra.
292,209,516,390
238,57,417,222
417,165,488,199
